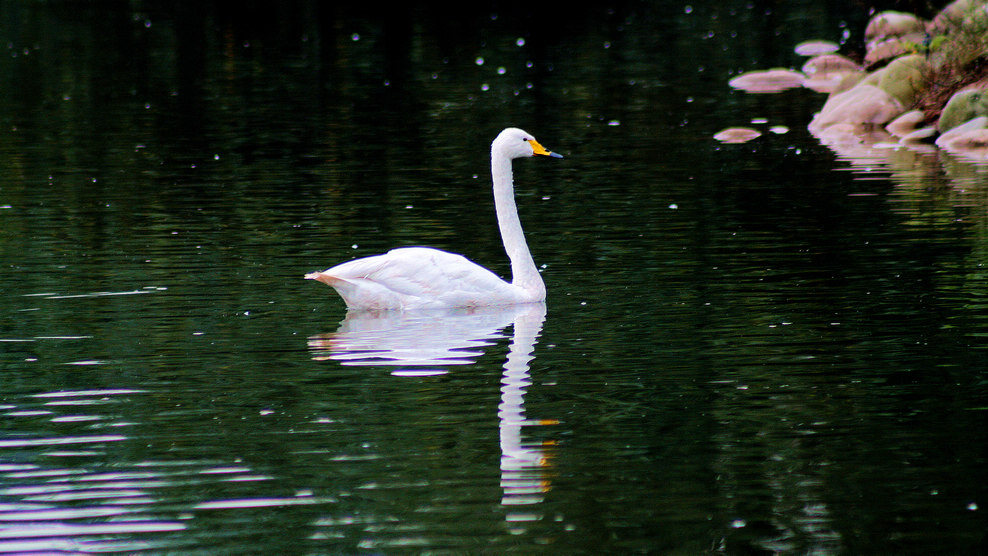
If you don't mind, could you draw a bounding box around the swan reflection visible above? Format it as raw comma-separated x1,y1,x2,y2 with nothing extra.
308,303,555,514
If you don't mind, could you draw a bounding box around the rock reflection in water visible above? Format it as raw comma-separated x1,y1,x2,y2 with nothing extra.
308,304,555,519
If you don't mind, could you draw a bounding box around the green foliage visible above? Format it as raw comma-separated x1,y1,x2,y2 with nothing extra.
929,2,988,71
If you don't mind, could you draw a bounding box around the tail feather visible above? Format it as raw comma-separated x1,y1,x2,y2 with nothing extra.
305,271,345,288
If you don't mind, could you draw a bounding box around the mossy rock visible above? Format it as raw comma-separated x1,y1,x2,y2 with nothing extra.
938,89,988,132
878,54,930,106
861,67,886,88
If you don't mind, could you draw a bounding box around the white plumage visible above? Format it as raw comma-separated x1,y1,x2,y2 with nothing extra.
305,127,562,310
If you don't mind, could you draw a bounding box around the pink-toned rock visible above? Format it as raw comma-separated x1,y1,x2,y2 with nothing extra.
900,127,937,143
794,40,840,56
801,54,865,92
864,38,920,66
938,128,988,160
809,84,904,135
865,11,926,42
935,116,988,153
728,69,804,93
802,54,863,76
885,109,927,138
713,127,762,143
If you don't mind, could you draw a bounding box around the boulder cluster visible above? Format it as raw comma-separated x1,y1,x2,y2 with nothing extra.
720,0,988,160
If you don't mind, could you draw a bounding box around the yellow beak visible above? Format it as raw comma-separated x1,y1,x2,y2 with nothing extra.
528,139,564,158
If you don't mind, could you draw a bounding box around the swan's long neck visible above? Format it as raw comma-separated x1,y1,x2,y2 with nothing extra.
492,152,545,297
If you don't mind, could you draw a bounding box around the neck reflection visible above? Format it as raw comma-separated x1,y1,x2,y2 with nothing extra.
308,303,554,521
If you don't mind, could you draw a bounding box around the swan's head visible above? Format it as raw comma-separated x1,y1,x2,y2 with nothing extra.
493,127,564,160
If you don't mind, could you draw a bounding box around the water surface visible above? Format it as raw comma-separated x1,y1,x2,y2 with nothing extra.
1,1,987,554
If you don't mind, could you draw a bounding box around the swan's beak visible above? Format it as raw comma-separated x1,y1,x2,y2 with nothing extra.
529,139,564,159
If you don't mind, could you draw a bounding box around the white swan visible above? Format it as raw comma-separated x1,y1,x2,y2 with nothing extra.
305,127,563,310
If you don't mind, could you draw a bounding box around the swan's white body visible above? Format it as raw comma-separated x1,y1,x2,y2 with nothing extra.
305,127,562,310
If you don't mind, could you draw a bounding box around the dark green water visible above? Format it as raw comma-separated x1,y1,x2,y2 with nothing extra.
1,1,986,554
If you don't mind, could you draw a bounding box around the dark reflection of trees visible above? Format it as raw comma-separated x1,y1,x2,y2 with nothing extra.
1,2,987,554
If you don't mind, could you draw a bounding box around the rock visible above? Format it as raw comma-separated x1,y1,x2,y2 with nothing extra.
877,54,930,106
938,128,988,160
801,54,865,93
809,84,904,135
794,40,840,56
802,54,863,76
832,72,867,94
936,116,988,148
901,127,938,143
937,89,988,132
814,123,895,156
865,11,926,42
862,11,927,66
713,127,762,143
728,69,805,93
886,109,927,137
864,37,924,66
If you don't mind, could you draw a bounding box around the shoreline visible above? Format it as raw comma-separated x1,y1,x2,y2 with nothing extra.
719,0,988,161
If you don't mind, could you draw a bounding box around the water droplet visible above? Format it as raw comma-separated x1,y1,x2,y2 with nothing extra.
481,83,490,91
144,19,151,28
475,56,485,66
669,204,679,209
607,120,620,126
515,38,525,47
213,154,220,160
497,67,506,75
967,502,979,511
684,5,693,14
351,33,360,41
731,519,747,528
